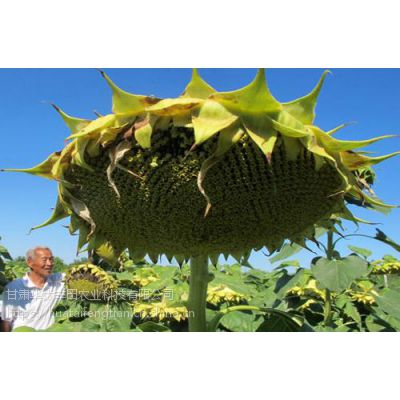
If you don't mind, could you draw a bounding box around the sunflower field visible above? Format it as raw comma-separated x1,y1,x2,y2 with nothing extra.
2,235,400,332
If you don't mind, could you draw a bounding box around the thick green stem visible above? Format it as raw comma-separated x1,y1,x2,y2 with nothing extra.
326,230,334,260
324,230,334,326
323,289,332,326
188,255,209,332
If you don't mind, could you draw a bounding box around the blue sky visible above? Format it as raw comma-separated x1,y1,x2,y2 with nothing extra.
0,69,399,267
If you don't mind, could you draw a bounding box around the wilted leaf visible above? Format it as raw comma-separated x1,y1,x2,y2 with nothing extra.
374,229,400,253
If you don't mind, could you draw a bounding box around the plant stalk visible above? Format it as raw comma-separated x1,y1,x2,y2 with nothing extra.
326,229,334,260
384,274,389,288
324,230,334,326
188,254,209,332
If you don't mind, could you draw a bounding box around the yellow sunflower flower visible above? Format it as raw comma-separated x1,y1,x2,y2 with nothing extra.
286,278,325,300
132,267,160,287
133,301,189,322
206,284,248,306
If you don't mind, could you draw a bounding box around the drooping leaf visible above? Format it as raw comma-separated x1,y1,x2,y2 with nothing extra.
106,140,138,198
68,195,96,239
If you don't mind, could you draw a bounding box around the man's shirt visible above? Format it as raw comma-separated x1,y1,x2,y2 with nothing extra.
1,272,65,330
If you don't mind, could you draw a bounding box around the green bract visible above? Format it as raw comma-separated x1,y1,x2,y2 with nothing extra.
9,69,399,263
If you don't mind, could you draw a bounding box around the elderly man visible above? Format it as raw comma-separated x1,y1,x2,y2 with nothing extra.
1,246,65,331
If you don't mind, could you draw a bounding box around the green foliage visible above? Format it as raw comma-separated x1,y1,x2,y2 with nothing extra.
311,255,368,292
3,234,400,332
0,238,12,294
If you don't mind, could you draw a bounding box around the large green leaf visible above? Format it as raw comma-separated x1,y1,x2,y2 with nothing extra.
311,255,368,292
219,311,262,332
249,286,279,308
375,288,400,320
256,313,302,332
211,272,257,297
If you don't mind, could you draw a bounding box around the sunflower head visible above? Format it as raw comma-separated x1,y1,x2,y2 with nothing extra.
286,277,326,300
206,284,248,306
65,263,119,301
131,267,160,287
11,69,399,263
371,255,400,274
347,280,377,305
132,301,189,322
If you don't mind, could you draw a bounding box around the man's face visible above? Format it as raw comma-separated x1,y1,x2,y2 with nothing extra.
27,248,54,278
